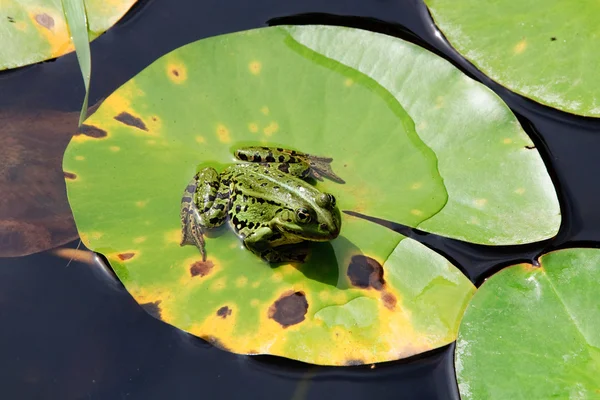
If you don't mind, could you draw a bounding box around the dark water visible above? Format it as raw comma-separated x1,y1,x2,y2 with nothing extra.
1,0,600,398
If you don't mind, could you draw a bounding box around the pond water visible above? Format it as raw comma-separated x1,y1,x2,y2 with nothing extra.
1,0,599,398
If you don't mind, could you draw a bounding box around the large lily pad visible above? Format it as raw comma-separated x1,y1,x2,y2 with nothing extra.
456,248,600,399
63,25,555,365
424,0,600,117
0,0,137,70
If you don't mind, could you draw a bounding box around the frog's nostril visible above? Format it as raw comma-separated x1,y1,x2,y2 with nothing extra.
320,223,328,231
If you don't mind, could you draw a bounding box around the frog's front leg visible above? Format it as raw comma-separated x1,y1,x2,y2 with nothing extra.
243,226,308,263
235,146,345,183
180,167,230,260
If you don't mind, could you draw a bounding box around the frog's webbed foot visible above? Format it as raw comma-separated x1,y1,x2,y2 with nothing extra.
181,205,207,261
305,154,345,184
254,245,310,264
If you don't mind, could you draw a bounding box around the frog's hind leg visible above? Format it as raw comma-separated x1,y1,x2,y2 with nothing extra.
180,176,207,260
235,146,345,184
180,168,230,260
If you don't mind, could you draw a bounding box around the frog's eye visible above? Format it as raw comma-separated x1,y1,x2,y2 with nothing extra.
296,208,312,223
316,193,337,208
316,194,329,208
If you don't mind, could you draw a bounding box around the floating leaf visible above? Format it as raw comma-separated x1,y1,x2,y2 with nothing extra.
0,0,136,70
424,0,600,116
287,25,560,244
63,25,556,365
456,248,600,399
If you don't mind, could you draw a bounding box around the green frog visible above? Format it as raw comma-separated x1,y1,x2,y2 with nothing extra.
180,147,344,263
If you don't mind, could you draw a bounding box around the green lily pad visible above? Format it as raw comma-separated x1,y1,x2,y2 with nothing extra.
0,0,137,70
456,248,600,399
424,0,600,117
287,26,560,244
63,25,555,365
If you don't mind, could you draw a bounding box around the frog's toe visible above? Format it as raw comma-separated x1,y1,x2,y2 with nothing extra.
307,157,345,184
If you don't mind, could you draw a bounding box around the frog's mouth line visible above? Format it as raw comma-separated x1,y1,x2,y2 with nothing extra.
276,225,341,242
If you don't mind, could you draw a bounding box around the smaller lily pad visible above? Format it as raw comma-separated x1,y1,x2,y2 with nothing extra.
456,248,600,399
424,0,600,116
0,0,137,70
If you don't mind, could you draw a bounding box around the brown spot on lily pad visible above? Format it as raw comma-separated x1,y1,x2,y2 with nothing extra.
117,252,135,261
381,291,397,310
190,259,214,277
268,291,308,328
140,300,162,320
216,306,232,319
114,112,148,131
347,255,385,290
63,171,77,180
171,69,179,77
202,335,229,351
76,124,107,138
35,13,54,30
345,359,365,366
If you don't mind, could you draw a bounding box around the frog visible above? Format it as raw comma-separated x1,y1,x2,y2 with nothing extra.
180,146,344,263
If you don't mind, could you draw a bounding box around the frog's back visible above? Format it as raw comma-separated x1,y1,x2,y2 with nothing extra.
227,163,320,205
223,164,318,233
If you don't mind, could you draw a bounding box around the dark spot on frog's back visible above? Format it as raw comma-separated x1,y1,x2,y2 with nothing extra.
190,259,214,277
216,306,232,319
117,252,136,261
77,124,107,138
347,255,385,290
35,13,54,30
114,112,148,131
268,291,308,328
140,300,162,320
63,171,77,180
278,163,290,173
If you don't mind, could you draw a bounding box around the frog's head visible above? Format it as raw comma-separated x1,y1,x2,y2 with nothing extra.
279,193,341,241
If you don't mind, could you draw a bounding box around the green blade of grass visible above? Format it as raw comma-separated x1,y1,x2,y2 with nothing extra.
61,0,91,125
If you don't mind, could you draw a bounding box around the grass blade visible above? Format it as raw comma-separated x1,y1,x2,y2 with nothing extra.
61,0,91,125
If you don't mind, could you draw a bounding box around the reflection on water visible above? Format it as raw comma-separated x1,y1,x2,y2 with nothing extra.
2,0,599,398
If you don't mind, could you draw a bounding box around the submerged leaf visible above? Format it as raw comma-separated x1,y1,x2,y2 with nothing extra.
62,25,557,364
0,108,85,257
456,248,600,399
424,0,600,116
